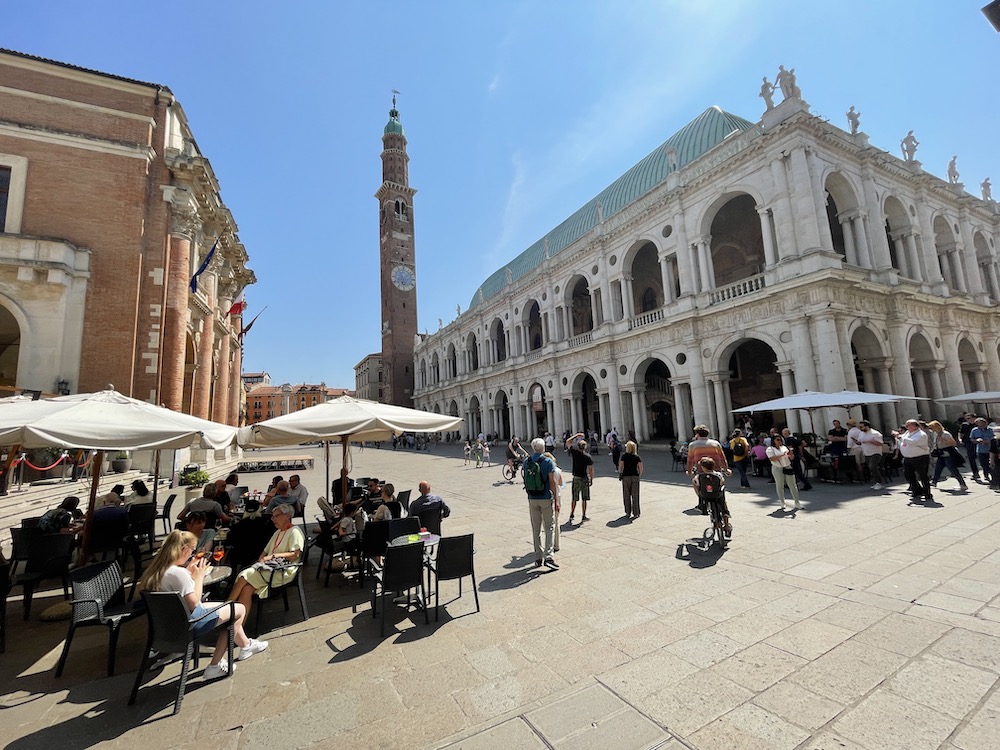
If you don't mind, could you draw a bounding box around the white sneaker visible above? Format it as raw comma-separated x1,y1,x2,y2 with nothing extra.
872,483,883,490
204,659,234,680
238,638,269,661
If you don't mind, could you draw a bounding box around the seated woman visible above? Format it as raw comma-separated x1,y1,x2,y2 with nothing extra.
138,530,267,679
124,479,153,506
373,482,401,521
227,504,304,619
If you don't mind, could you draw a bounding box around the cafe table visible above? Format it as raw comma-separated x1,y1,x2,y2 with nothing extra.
387,533,439,608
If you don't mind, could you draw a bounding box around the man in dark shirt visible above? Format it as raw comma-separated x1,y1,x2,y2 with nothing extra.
407,480,451,519
827,419,849,481
564,432,594,523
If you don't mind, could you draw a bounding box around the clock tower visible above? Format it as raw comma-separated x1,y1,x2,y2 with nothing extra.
375,96,418,406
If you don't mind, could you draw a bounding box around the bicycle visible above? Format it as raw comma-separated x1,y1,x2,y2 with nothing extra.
502,458,523,483
706,498,730,551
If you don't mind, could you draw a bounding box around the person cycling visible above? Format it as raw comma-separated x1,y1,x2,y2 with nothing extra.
506,436,527,474
693,456,732,538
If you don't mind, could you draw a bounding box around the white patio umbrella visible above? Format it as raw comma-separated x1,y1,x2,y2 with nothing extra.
937,391,1000,404
238,395,464,504
733,390,923,433
0,387,239,559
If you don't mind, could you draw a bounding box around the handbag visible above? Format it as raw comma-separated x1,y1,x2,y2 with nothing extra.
782,467,794,475
946,446,966,466
931,448,943,458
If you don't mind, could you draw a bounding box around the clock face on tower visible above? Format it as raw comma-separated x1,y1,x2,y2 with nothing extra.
391,264,415,292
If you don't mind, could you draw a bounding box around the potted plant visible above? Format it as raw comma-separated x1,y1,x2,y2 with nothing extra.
179,467,209,487
111,450,132,473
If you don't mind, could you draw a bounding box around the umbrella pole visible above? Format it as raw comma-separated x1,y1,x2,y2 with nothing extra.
341,438,349,505
79,449,103,565
152,449,161,506
324,440,330,504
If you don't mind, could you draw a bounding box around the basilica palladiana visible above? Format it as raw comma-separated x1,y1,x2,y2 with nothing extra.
410,74,1000,443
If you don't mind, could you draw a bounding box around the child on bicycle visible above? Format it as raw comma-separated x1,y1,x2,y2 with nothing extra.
693,456,732,538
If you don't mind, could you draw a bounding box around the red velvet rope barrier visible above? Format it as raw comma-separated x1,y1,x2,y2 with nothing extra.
17,453,68,471
77,454,94,468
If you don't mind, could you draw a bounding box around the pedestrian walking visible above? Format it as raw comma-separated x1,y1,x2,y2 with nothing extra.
618,441,643,519
766,435,801,511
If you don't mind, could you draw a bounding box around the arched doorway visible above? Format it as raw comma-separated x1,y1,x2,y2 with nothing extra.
638,358,674,439
494,390,510,439
468,395,482,438
528,383,547,437
0,305,21,391
578,373,599,435
726,339,780,433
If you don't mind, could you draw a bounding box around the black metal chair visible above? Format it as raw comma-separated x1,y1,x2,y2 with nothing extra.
425,534,479,621
396,489,411,510
0,561,11,653
154,493,177,536
416,508,443,535
14,533,73,619
357,520,392,588
55,561,143,677
89,513,130,564
387,517,420,540
670,447,685,471
127,504,157,553
372,540,428,636
21,517,42,528
129,592,235,715
254,563,308,635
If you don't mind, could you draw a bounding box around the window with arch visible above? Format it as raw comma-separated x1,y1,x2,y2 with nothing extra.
394,199,409,221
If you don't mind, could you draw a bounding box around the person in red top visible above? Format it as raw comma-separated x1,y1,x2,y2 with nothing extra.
686,425,730,512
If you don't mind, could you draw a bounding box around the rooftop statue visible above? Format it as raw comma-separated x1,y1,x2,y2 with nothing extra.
776,66,800,100
846,106,860,136
947,156,960,185
900,130,919,162
759,77,775,110
982,177,992,202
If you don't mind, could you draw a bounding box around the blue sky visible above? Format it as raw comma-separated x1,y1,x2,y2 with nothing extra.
6,1,999,388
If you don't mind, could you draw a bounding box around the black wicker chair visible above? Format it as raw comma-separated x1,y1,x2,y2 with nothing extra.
372,540,428,637
357,520,391,588
387,517,420,540
425,534,479,621
9,526,42,577
55,561,143,677
153,493,177,536
14,533,73,620
254,562,308,635
395,490,411,512
128,592,235,715
0,561,11,653
416,508,443,535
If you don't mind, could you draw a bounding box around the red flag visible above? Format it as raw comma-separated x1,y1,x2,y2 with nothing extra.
239,306,267,342
226,299,247,316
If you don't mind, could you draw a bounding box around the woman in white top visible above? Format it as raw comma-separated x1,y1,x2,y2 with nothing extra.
543,452,564,552
123,479,153,506
766,435,801,511
138,530,265,680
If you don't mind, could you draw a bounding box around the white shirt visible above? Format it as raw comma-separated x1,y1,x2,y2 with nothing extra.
765,445,791,467
287,482,308,506
897,428,930,458
160,565,196,612
847,426,863,452
857,428,884,457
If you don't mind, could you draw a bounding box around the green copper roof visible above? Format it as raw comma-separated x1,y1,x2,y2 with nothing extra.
469,106,759,311
384,106,404,136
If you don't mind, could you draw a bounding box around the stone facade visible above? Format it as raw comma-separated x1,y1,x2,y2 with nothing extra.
413,96,1000,442
247,384,354,424
0,49,254,421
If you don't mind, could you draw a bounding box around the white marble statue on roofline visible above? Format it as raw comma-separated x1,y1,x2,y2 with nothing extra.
982,177,992,202
900,130,919,162
775,66,800,100
846,106,860,135
947,156,960,185
759,77,775,110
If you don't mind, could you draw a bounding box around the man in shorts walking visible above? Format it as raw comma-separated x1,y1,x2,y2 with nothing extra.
565,432,594,523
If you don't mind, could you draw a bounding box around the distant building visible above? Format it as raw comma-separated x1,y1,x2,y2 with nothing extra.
242,372,271,388
354,353,383,401
414,92,1000,441
246,383,353,424
0,48,254,419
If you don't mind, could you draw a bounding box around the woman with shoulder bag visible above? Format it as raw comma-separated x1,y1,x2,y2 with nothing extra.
765,435,801,511
927,420,967,490
729,429,751,489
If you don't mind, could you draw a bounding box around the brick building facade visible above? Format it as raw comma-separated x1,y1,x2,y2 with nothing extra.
0,49,253,421
246,384,354,424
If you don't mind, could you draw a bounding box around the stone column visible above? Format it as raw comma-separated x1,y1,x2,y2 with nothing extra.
789,146,823,250
673,216,698,296
790,319,818,392
673,380,692,443
861,166,893,269
916,196,947,289
839,214,858,266
812,313,848,392
887,323,916,397
905,234,926,282
658,255,673,304
230,339,241,425
776,364,800,433
213,327,231,424
891,234,910,278
599,270,613,328
941,337,964,401
629,389,642,442
757,207,778,266
590,288,601,328
852,212,873,268
606,365,623,432
161,200,198,412
958,208,986,296
622,275,634,319
697,236,714,292
687,349,711,428
769,157,797,257
597,391,609,435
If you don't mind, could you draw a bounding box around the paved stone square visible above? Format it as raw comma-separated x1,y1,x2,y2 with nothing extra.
3,444,1000,750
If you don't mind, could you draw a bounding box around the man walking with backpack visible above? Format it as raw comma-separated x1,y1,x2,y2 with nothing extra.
524,437,560,570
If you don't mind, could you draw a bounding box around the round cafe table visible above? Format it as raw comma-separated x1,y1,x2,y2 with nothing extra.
203,564,232,588
389,533,440,549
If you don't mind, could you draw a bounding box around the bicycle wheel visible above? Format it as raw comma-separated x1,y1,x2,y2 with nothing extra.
502,464,515,482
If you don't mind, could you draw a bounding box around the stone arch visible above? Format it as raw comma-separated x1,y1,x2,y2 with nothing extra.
489,317,507,362
973,231,998,300
468,394,482,437
717,336,781,434
933,214,965,292
521,300,543,351
570,369,601,434
633,356,675,439
849,324,887,395
823,171,862,261
494,389,510,439
883,195,912,276
0,295,28,390
526,381,548,437
446,342,457,379
418,357,427,388
564,276,593,335
465,331,479,371
183,333,197,414
448,399,459,418
625,240,663,313
957,337,982,392
907,331,938,417
706,193,765,286
430,352,440,384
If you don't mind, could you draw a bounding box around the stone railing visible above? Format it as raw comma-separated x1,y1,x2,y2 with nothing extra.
567,332,593,348
708,274,765,305
523,349,544,362
628,308,665,330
